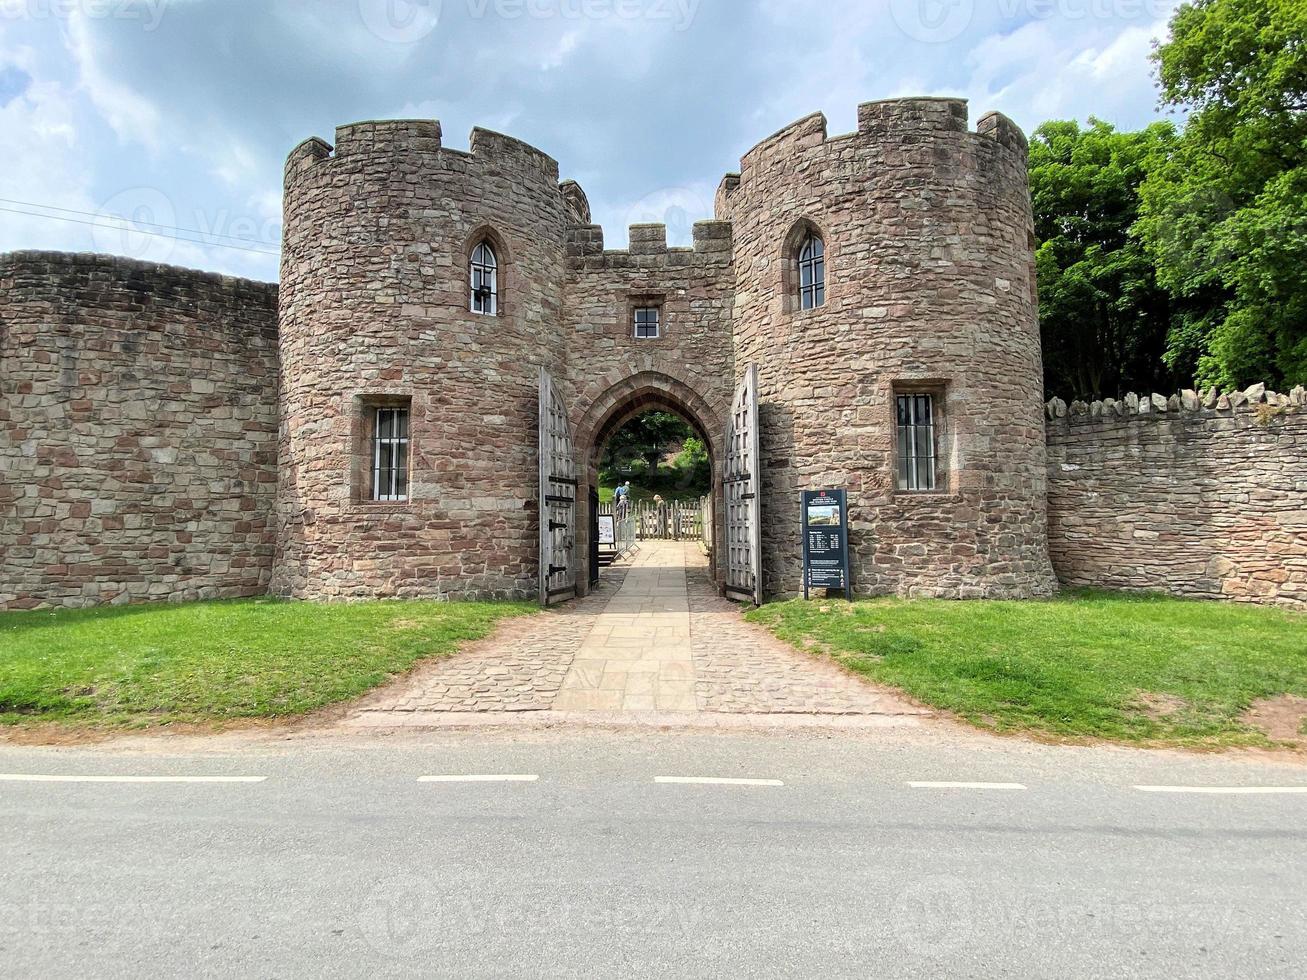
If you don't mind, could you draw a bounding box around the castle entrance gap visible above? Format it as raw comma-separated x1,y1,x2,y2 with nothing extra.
538,367,761,607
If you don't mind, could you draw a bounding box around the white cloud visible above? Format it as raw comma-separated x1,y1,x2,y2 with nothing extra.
0,73,99,253
960,6,1177,131
66,9,162,148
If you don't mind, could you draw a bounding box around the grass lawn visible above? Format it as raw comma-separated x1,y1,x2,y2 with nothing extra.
0,597,534,728
747,590,1307,747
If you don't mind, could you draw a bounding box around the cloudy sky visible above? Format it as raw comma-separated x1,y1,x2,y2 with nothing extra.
0,0,1182,281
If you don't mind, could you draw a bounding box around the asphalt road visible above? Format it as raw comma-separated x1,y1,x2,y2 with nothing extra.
1,727,1305,978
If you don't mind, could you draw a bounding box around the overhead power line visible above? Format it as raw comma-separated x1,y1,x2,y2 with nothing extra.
0,198,281,257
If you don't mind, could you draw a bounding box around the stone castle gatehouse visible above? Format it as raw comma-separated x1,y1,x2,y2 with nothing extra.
3,98,1304,610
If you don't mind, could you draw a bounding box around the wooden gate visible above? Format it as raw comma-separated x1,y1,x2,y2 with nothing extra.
723,363,761,604
538,367,577,606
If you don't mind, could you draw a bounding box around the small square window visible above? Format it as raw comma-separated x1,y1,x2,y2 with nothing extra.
633,306,661,339
896,393,937,491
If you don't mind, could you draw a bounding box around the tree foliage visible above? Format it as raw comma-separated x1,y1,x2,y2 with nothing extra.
598,412,710,498
1137,0,1307,389
1029,118,1179,398
602,411,690,473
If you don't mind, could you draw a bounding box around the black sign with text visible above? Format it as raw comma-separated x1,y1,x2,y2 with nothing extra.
801,489,850,599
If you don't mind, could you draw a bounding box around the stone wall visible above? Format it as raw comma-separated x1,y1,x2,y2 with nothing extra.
0,251,279,609
718,98,1057,600
1046,385,1307,607
561,201,735,590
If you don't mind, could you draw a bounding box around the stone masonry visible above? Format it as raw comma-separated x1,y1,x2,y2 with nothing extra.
0,251,278,608
1046,385,1307,607
2,99,1302,610
718,99,1056,599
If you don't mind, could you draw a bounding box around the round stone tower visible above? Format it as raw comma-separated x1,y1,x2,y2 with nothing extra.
717,98,1057,598
274,120,568,599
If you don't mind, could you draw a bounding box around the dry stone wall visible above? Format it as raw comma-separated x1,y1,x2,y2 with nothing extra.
0,251,278,609
1046,385,1307,607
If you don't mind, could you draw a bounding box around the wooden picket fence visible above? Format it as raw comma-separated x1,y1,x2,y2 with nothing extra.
599,497,711,543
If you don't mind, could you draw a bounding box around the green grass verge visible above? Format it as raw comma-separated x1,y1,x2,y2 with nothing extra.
0,597,535,728
746,589,1307,747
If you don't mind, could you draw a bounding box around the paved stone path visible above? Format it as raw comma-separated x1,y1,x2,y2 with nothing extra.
346,540,926,726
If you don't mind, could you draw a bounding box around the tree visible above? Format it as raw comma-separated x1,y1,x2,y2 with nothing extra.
1029,118,1180,398
1137,0,1307,389
601,411,692,475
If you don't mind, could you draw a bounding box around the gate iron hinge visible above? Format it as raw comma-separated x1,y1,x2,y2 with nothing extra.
548,521,567,531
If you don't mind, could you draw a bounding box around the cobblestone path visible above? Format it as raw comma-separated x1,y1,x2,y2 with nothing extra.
346,540,927,725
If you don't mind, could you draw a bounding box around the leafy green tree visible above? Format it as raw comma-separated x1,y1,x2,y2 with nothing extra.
1137,0,1307,389
1029,118,1179,398
602,411,690,474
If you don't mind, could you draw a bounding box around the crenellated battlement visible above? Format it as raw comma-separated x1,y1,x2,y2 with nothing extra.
566,220,732,270
283,119,559,182
718,98,1029,211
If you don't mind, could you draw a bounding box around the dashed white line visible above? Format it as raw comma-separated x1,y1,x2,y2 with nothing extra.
908,781,1027,790
0,774,266,784
655,776,784,787
417,774,539,783
1134,785,1307,795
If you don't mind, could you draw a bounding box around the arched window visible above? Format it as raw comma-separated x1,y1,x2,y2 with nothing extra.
470,241,498,315
798,233,825,310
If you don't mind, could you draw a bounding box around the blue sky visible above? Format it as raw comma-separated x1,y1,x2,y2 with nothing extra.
0,0,1182,282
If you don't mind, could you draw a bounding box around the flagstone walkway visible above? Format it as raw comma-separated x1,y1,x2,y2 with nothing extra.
345,540,927,727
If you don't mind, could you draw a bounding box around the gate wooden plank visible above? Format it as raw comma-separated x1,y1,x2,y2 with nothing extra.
538,367,577,606
724,363,761,605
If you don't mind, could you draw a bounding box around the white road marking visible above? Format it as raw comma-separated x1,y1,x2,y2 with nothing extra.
0,774,266,783
1134,785,1307,795
655,776,784,786
418,774,539,783
908,781,1027,790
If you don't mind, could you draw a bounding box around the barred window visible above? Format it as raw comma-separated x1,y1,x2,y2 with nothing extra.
633,306,660,339
798,233,825,310
373,407,409,501
470,241,498,315
896,394,937,491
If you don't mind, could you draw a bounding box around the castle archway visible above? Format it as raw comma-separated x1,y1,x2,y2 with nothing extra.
573,371,727,596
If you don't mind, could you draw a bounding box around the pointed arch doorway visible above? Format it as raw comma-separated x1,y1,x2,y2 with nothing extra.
536,366,761,606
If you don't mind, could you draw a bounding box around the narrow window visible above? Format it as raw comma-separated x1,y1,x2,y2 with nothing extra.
798,233,825,310
373,407,409,501
633,306,660,339
896,394,937,491
470,242,498,315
